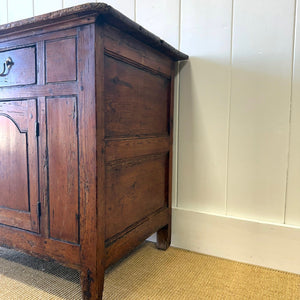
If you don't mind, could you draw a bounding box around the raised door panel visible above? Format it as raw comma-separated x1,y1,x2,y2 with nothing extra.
45,37,77,83
46,96,79,244
0,116,28,211
0,100,39,232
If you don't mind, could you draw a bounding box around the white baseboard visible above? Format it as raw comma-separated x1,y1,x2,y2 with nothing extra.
171,207,300,274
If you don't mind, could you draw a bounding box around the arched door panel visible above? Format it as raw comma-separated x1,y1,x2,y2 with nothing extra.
0,100,39,232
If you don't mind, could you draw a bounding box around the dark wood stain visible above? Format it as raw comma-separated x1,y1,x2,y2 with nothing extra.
105,154,168,239
0,4,188,300
104,55,170,138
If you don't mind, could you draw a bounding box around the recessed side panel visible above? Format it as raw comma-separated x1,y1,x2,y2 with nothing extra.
104,55,170,138
105,154,168,239
47,96,79,244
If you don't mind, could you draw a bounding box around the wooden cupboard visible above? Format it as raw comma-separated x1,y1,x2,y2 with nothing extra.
0,3,188,299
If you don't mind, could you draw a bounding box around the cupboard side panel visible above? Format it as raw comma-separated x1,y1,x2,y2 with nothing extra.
103,29,173,242
104,55,170,138
105,155,169,239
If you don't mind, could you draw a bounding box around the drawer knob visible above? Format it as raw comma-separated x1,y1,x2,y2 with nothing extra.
0,57,14,77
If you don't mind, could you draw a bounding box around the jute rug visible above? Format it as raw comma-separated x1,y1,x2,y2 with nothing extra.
0,242,300,299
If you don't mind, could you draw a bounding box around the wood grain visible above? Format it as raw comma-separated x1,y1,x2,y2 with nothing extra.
105,154,168,239
0,46,36,87
104,55,170,138
105,207,169,268
0,115,29,211
47,96,79,244
46,37,77,83
105,136,170,162
0,225,80,269
0,100,39,232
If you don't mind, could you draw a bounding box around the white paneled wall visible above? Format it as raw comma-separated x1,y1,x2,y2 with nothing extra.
104,0,135,20
286,1,300,226
63,0,95,8
178,0,232,214
0,1,7,24
34,0,62,15
8,0,33,22
136,0,180,48
2,0,300,272
228,0,295,223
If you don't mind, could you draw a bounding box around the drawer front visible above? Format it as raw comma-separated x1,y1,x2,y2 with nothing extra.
0,46,36,87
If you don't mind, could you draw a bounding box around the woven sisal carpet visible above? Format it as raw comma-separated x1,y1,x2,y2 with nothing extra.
0,242,300,299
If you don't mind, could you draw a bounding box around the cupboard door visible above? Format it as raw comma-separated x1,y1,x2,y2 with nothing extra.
0,100,39,232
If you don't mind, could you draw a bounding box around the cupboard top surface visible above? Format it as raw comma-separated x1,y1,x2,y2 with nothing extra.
0,3,188,61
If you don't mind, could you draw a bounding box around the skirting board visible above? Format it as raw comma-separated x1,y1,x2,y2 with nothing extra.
169,207,300,274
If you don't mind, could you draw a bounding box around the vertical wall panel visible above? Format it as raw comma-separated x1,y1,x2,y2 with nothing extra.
0,0,8,25
227,0,295,222
8,0,33,22
63,0,95,9
103,0,135,20
178,0,232,213
286,1,300,226
136,0,179,48
34,0,62,16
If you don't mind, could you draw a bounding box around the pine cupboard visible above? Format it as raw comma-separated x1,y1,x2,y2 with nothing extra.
0,3,188,299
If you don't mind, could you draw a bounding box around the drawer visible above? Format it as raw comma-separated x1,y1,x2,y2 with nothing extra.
0,46,36,87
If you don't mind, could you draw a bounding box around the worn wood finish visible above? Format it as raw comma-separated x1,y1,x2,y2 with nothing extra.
77,24,103,300
0,4,188,300
47,96,79,244
104,55,170,138
0,100,39,233
105,207,169,268
0,4,188,61
0,116,29,212
0,225,80,269
105,136,170,162
105,154,168,239
157,66,175,251
0,46,36,87
46,37,77,83
0,82,77,100
103,24,173,77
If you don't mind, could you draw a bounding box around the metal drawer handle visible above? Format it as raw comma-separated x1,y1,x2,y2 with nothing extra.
0,57,14,77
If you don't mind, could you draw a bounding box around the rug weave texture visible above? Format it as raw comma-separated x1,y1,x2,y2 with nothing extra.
1,242,300,299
